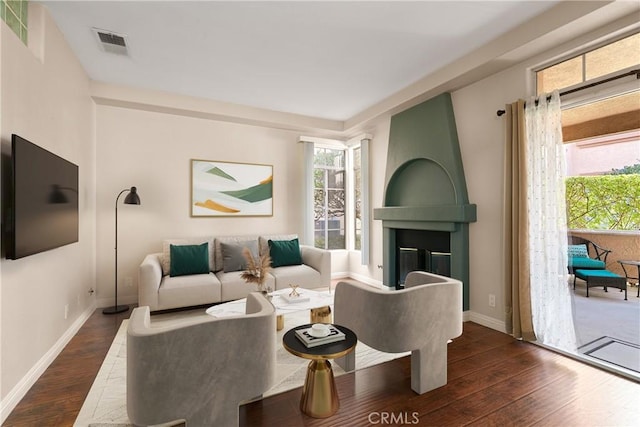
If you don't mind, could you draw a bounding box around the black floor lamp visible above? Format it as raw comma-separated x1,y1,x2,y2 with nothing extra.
103,186,141,315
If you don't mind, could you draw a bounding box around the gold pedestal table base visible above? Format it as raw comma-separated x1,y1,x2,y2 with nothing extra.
277,306,331,332
282,324,357,418
276,315,285,331
301,360,339,417
310,305,332,324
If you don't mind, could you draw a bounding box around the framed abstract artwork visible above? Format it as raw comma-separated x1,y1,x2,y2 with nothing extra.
190,159,273,217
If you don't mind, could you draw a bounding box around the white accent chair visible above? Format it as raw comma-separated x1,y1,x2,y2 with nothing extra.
334,271,463,394
127,292,276,426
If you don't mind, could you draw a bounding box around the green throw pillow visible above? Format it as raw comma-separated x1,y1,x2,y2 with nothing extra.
170,243,210,277
268,238,302,268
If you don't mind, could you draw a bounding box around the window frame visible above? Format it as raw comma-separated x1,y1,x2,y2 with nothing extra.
534,31,640,96
313,145,347,250
308,138,366,252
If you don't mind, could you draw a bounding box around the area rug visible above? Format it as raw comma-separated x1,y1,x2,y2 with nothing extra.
74,310,408,426
579,336,640,373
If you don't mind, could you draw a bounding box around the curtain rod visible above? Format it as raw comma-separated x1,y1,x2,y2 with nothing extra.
496,68,640,117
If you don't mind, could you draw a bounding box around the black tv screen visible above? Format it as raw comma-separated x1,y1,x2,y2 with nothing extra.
7,134,79,259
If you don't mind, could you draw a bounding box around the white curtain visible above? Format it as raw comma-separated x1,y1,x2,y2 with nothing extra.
301,140,315,246
360,137,370,265
525,90,576,352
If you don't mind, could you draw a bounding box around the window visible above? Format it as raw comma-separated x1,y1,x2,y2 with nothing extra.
564,128,640,231
353,146,362,251
536,32,640,95
306,137,368,255
314,147,346,249
541,34,640,232
1,0,28,44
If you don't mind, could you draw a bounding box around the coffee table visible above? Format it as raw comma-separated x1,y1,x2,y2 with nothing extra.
282,324,357,418
205,288,334,330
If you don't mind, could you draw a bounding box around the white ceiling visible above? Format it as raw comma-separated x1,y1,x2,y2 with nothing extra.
40,1,561,121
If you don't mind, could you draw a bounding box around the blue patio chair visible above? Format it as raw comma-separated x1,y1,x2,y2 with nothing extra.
567,234,610,275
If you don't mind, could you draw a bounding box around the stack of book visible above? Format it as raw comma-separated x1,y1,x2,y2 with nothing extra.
295,325,346,348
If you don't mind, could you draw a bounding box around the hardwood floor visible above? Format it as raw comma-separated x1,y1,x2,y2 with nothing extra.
241,322,640,426
3,308,130,427
4,309,640,426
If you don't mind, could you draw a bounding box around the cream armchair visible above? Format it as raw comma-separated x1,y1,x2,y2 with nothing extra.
127,292,276,426
334,271,463,394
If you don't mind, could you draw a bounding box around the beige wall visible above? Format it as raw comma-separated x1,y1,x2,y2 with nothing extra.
0,4,95,410
94,105,306,305
451,66,525,327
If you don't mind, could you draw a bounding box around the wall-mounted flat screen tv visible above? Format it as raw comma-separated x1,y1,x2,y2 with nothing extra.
7,134,79,259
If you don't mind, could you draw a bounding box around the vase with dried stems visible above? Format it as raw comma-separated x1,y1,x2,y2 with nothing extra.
240,247,272,293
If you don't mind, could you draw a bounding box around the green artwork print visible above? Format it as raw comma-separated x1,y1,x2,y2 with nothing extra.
191,160,273,217
221,180,273,203
206,166,237,182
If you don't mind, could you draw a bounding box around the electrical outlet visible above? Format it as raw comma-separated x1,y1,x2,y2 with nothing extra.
77,294,81,306
489,294,496,307
124,277,133,288
64,304,69,319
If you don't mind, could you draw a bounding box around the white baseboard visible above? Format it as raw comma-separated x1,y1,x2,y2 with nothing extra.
341,272,385,288
331,271,350,280
0,302,96,424
467,311,507,333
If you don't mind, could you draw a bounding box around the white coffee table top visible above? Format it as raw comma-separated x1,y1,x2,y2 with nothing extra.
205,288,334,318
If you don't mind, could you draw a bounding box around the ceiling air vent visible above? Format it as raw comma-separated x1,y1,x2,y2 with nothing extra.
92,28,129,55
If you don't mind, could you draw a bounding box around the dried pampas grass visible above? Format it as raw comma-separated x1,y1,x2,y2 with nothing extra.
240,247,272,291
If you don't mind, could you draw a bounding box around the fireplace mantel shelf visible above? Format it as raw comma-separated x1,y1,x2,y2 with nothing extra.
373,204,477,224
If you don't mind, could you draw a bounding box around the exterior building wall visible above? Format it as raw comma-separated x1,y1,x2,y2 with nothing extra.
566,133,640,176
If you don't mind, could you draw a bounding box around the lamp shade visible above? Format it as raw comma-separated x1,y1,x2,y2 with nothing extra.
124,186,141,205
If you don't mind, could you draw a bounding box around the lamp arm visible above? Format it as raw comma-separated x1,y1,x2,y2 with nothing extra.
115,189,130,250
115,189,130,210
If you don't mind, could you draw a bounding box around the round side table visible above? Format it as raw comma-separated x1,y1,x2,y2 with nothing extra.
282,324,357,418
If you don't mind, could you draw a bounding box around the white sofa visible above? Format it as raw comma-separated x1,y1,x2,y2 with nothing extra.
138,234,331,311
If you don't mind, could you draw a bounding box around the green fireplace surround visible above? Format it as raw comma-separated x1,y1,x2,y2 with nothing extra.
374,93,476,310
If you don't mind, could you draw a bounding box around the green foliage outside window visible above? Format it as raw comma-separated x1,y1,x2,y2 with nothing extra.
566,174,640,230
